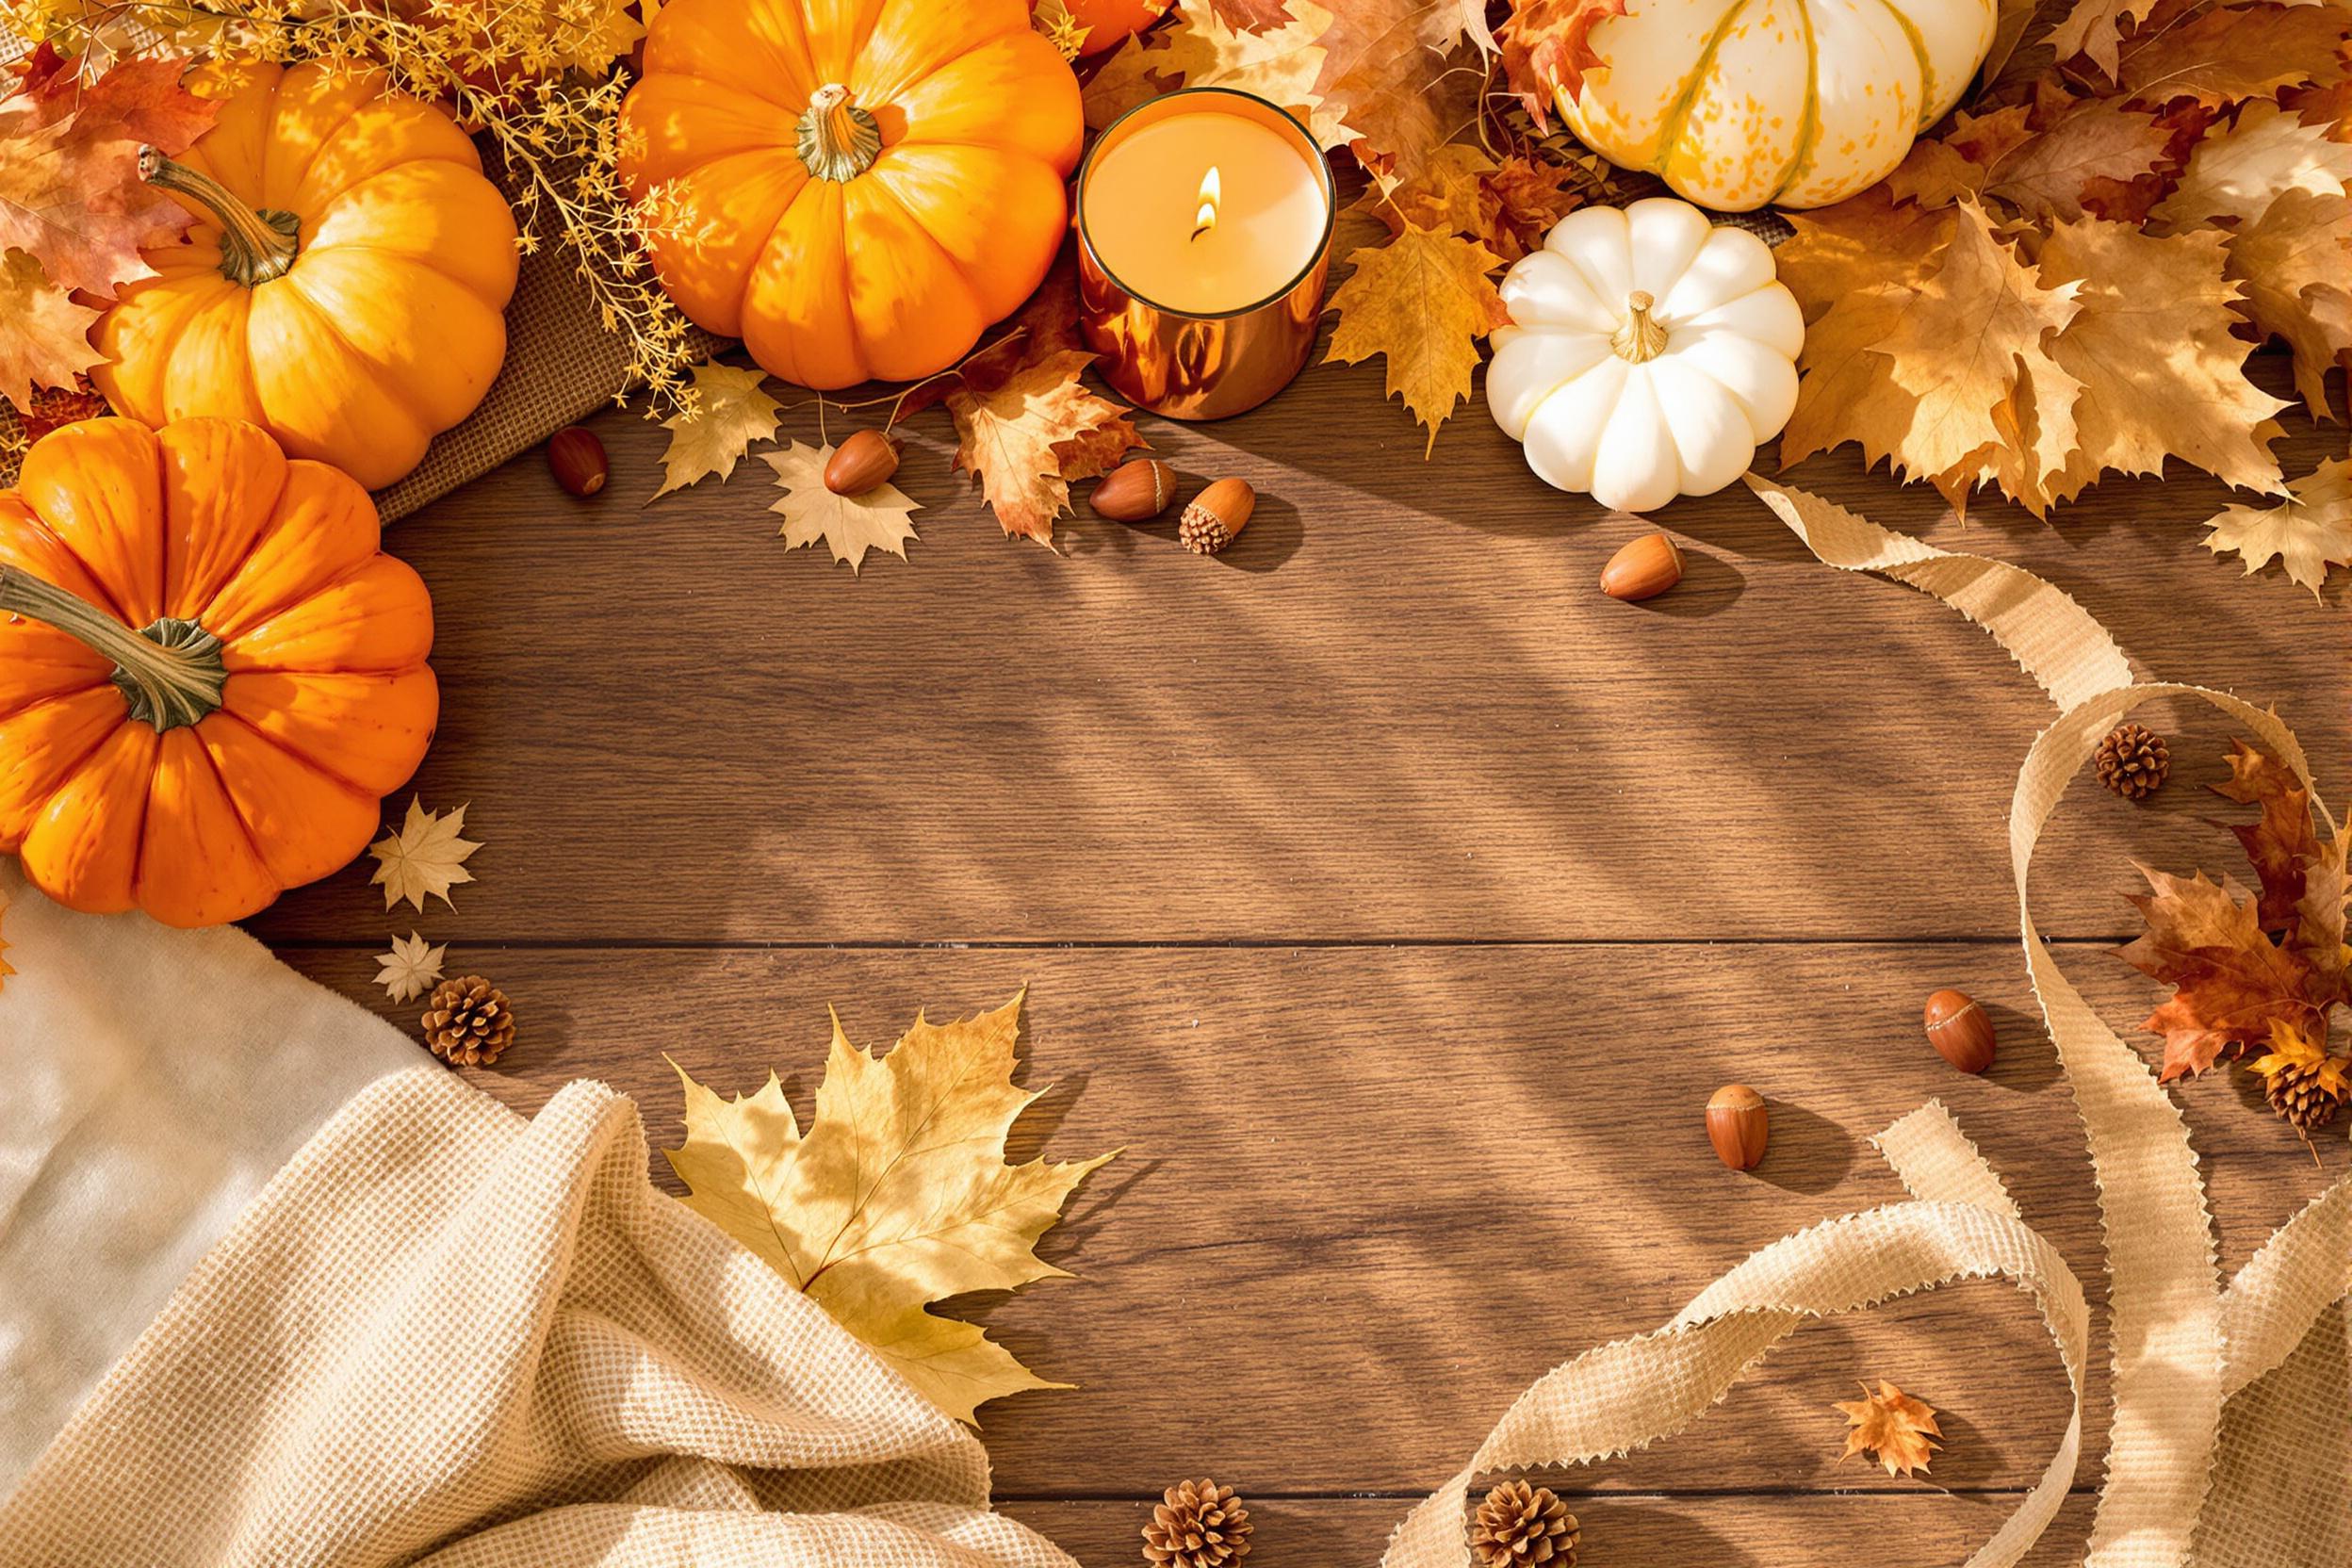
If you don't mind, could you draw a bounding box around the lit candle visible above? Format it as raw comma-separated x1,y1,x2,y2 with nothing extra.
1077,88,1336,419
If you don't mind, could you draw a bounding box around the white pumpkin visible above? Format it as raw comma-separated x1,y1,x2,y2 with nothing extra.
1486,199,1803,514
1558,0,1998,210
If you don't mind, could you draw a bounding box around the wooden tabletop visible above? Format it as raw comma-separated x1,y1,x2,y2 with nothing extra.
258,323,2345,1566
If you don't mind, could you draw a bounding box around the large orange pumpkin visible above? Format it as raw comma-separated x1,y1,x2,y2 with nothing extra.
91,62,519,491
0,418,437,928
619,0,1083,388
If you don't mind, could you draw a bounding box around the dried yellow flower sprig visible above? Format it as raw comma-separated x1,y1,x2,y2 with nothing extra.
5,0,707,412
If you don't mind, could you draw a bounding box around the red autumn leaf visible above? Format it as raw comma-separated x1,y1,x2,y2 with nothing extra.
2118,865,2324,1080
1498,0,1630,131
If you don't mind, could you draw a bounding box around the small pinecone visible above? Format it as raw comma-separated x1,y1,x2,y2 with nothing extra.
1143,1478,1250,1568
1470,1480,1579,1568
2095,723,2170,800
421,976,514,1066
2264,1055,2347,1134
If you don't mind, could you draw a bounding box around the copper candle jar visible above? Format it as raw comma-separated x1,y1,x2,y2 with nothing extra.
1076,88,1336,421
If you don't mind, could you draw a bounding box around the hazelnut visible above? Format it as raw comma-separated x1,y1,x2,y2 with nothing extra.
1600,531,1685,601
1923,988,1996,1074
824,429,901,495
547,426,608,497
1180,477,1255,555
1090,458,1177,521
1706,1084,1769,1170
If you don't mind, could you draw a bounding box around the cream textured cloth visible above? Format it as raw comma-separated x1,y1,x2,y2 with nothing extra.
0,861,421,1494
0,1054,1079,1568
1381,479,2352,1568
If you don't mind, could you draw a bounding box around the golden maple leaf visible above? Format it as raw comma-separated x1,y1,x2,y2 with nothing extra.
2203,457,2352,596
664,990,1114,1424
0,249,103,416
1084,1,1353,150
2250,1019,2352,1098
1325,223,1507,453
368,799,483,914
943,349,1144,544
762,439,922,573
651,362,784,499
373,931,448,1005
1835,1380,1943,1477
2225,188,2352,419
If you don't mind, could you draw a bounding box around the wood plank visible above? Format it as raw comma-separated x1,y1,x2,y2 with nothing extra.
279,940,2337,1497
246,357,2343,947
1002,1494,2103,1568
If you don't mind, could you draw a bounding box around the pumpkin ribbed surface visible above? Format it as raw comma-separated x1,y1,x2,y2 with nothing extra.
619,0,1083,389
92,62,519,490
0,418,437,927
1560,0,1998,211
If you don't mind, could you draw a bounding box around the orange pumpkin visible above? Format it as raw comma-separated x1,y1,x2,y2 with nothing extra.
91,62,519,491
0,417,437,928
619,0,1083,389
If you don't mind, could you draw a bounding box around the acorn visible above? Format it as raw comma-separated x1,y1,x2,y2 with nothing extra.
1706,1084,1769,1170
1180,477,1255,555
1091,458,1177,521
1923,988,1997,1074
1600,531,1685,600
546,426,608,497
824,429,901,495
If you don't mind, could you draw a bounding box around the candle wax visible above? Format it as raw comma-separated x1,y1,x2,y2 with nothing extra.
1084,111,1327,315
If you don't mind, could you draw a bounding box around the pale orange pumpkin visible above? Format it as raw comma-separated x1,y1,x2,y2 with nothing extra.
0,417,437,928
91,61,519,491
619,0,1084,389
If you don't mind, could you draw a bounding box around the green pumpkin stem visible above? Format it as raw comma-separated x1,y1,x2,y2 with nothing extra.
1610,290,1671,364
139,146,301,287
796,84,881,182
0,565,227,732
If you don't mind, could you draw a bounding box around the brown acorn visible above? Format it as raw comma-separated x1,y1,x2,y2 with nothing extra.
1706,1084,1769,1169
547,426,608,497
1091,458,1177,521
824,429,901,495
1180,478,1255,555
1923,988,1997,1074
1600,531,1684,600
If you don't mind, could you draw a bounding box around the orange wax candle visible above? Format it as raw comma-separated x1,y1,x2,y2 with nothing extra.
1081,109,1329,314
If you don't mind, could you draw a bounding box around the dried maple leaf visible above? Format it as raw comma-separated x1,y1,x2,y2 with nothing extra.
368,799,483,914
1480,153,1588,261
764,439,922,573
1204,0,1298,29
2211,739,2346,953
1498,0,1630,130
0,248,103,416
2116,4,2352,111
2048,0,2156,80
1835,1380,1942,1477
1886,106,2037,206
2203,457,2352,596
374,931,449,1005
1315,3,1489,193
2153,101,2352,231
940,349,1143,545
664,989,1114,1424
1325,224,1507,453
1982,104,2173,220
2249,1019,2352,1114
650,362,784,499
1085,1,1352,150
2224,188,2352,418
11,50,220,151
1354,142,1496,237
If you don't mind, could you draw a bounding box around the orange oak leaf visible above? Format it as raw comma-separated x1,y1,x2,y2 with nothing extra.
1498,0,1629,130
2225,187,2352,418
1835,1381,1942,1478
1324,223,1507,452
943,349,1146,544
0,249,103,415
2118,865,2325,1080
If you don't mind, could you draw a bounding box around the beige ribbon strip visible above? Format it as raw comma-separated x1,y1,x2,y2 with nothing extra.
1384,479,2352,1568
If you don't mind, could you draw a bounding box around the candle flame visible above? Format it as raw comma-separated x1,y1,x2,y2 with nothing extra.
1190,165,1220,240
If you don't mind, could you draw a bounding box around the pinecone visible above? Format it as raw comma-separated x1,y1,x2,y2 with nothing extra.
420,976,514,1066
1142,1478,1250,1568
2262,1054,2348,1134
1469,1480,1579,1568
2095,723,2170,800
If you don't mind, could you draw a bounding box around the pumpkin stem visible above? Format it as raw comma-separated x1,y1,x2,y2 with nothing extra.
0,565,227,732
1610,290,1671,364
139,146,301,287
796,84,881,182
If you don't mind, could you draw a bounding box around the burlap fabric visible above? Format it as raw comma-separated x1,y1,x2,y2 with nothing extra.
1382,479,2352,1568
0,1058,1080,1568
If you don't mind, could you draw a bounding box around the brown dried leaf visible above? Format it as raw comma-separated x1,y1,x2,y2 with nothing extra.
2225,187,2352,417
2153,101,2352,231
1835,1381,1942,1478
651,362,783,498
2119,863,2324,1080
764,440,923,573
943,350,1145,544
1324,223,1508,452
2047,0,2155,80
1498,0,1630,130
1982,103,2172,220
2117,3,2352,109
2203,457,2352,596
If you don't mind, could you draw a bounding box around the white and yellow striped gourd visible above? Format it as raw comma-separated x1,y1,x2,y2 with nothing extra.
1558,0,1999,210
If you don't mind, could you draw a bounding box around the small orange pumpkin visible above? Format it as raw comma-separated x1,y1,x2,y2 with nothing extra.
619,0,1083,389
0,417,437,927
